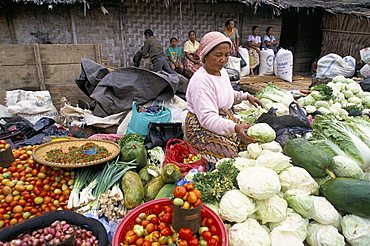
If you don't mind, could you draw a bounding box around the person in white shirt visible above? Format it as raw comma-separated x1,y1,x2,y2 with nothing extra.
183,30,201,78
246,26,261,75
186,31,263,163
262,26,279,54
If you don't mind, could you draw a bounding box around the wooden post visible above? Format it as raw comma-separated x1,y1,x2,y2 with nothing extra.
94,44,102,64
33,44,46,91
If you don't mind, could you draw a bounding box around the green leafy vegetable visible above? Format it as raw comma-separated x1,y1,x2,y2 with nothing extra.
193,159,239,203
118,133,144,147
311,84,334,101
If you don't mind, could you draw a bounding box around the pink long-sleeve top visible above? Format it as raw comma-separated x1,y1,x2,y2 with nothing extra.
186,67,248,136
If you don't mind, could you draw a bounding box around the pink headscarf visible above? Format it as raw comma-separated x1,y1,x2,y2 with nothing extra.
198,31,232,62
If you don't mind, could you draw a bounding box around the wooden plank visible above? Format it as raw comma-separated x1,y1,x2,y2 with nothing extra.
33,44,46,91
94,44,102,64
0,66,39,90
38,44,96,65
42,64,81,84
0,45,35,66
45,83,91,109
240,75,311,94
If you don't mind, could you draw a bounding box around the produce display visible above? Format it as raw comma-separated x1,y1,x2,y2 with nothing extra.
120,185,222,246
45,142,111,163
0,220,98,246
0,140,10,152
0,146,74,228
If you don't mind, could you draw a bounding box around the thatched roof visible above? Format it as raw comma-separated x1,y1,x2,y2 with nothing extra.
6,0,370,17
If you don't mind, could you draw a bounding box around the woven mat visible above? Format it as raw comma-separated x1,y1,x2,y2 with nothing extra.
240,75,312,94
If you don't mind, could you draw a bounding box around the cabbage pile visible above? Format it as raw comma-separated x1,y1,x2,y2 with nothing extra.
256,84,295,116
297,75,370,118
214,141,370,246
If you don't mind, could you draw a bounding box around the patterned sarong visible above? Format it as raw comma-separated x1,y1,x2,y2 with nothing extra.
185,109,247,163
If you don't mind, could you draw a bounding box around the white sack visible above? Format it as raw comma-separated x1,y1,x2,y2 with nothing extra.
360,64,370,78
360,47,370,64
226,56,241,74
259,49,275,76
316,53,356,79
274,48,293,82
239,47,250,77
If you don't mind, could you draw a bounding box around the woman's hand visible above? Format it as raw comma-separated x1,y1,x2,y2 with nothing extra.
247,95,263,107
235,122,256,144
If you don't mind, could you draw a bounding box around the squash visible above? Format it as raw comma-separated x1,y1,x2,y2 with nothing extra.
121,171,144,209
284,138,332,178
144,176,165,201
121,141,148,169
155,184,177,199
161,164,182,184
320,178,370,218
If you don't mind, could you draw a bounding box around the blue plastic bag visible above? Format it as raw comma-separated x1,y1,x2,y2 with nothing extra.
127,101,171,136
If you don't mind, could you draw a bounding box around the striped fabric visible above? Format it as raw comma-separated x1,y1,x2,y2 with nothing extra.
185,109,247,163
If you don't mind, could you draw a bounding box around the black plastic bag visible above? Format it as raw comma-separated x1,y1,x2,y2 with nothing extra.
144,122,183,149
256,102,312,146
0,117,36,138
360,77,370,92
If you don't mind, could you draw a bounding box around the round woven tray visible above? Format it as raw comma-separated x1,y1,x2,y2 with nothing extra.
32,139,120,168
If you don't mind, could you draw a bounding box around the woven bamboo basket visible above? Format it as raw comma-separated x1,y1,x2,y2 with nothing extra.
32,139,120,168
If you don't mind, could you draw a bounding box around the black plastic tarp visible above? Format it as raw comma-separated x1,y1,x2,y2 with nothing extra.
76,58,188,117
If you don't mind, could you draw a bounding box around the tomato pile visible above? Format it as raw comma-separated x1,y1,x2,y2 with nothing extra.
0,146,74,228
121,183,222,246
173,182,201,209
0,140,10,152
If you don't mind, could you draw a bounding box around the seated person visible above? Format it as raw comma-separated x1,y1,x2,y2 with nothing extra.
142,29,175,74
262,26,279,54
246,26,261,75
166,37,184,74
183,30,201,78
224,19,240,56
185,31,263,163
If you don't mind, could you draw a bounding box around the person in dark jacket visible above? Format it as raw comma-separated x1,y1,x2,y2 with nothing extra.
142,29,176,74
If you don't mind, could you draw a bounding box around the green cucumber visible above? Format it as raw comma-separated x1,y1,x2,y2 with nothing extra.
284,138,333,178
320,178,370,218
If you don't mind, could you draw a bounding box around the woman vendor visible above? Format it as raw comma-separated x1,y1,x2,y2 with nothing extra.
246,26,261,75
224,19,240,56
185,31,263,163
183,30,201,78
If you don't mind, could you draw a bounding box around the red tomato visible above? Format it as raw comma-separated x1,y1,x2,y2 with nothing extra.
179,228,193,241
150,216,159,225
178,240,188,246
209,225,218,235
153,204,162,215
201,207,207,219
160,227,172,237
208,238,219,246
163,206,173,214
201,218,207,227
202,231,213,241
185,182,194,191
194,199,202,207
205,218,214,228
141,220,149,228
160,213,172,224
188,237,199,246
142,241,150,246
158,222,167,231
173,186,187,198
146,223,155,233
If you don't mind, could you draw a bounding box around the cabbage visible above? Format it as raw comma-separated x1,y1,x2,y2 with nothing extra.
305,105,317,114
255,152,291,173
311,196,341,225
259,141,283,152
269,229,304,246
247,143,262,159
304,95,316,105
228,219,271,246
271,103,290,116
269,209,308,241
279,167,319,194
237,166,281,200
332,75,346,83
260,98,274,109
233,157,255,171
348,96,362,104
341,214,370,246
317,107,330,115
346,82,362,94
238,150,251,159
284,190,314,219
344,90,354,99
255,195,287,224
256,84,295,107
297,97,306,107
315,100,330,109
219,190,255,222
310,91,322,101
363,172,370,181
332,155,364,179
247,123,276,143
306,222,345,246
